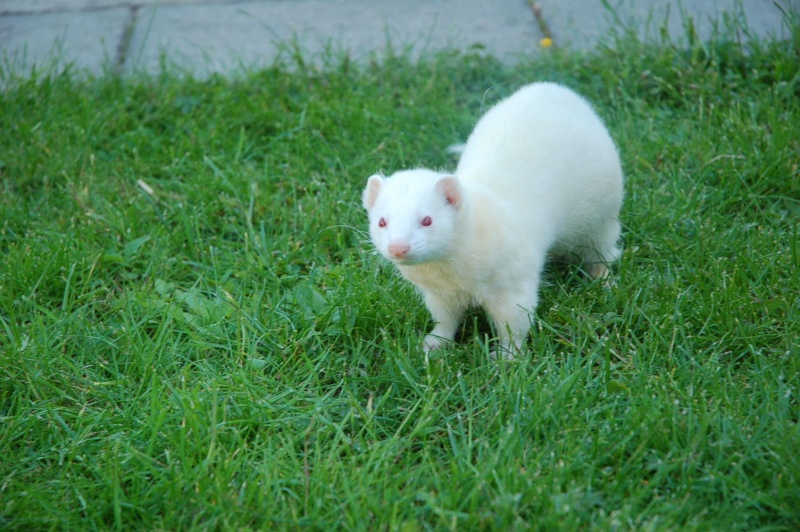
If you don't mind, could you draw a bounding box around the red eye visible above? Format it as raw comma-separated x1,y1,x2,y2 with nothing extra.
378,217,387,228
421,216,432,227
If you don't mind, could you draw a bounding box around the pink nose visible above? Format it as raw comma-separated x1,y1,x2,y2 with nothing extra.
388,242,410,258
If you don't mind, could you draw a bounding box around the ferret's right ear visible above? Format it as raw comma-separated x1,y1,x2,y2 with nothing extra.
436,176,462,209
363,174,384,210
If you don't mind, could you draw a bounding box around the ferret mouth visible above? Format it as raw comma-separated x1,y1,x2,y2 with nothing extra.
387,254,427,266
384,253,415,265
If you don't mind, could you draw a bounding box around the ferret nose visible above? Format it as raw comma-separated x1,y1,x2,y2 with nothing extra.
388,242,410,258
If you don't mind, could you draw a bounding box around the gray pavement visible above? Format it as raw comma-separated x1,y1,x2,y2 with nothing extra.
1,0,797,76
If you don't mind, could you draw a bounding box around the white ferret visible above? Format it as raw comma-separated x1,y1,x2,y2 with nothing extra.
362,82,624,358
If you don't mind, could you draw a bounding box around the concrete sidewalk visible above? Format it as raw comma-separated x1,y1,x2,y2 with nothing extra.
0,0,796,76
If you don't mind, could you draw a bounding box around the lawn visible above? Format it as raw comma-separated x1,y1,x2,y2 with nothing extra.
1,12,799,530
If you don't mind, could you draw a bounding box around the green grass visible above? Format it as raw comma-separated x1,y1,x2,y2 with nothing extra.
1,13,800,530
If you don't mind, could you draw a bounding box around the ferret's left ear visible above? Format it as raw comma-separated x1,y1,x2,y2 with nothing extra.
436,176,462,209
363,174,384,210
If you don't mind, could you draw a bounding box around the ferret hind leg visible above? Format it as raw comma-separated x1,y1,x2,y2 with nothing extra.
582,219,622,281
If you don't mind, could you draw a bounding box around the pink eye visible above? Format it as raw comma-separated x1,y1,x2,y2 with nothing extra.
378,217,387,228
421,216,432,227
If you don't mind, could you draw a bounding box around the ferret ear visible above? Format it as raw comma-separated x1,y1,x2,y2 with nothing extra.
435,176,462,209
363,174,384,210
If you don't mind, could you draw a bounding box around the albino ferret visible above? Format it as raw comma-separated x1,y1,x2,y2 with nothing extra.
363,82,624,358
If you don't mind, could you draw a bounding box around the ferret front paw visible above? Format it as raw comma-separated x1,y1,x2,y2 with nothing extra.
422,334,450,353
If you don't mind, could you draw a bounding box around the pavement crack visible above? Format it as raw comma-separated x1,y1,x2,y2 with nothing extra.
114,5,139,72
527,1,555,47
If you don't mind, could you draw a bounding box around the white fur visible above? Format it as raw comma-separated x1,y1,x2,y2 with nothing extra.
363,82,624,358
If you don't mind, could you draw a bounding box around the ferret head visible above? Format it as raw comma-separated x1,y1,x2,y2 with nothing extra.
362,169,462,265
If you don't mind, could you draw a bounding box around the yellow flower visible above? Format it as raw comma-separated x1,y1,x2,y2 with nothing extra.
540,37,553,48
